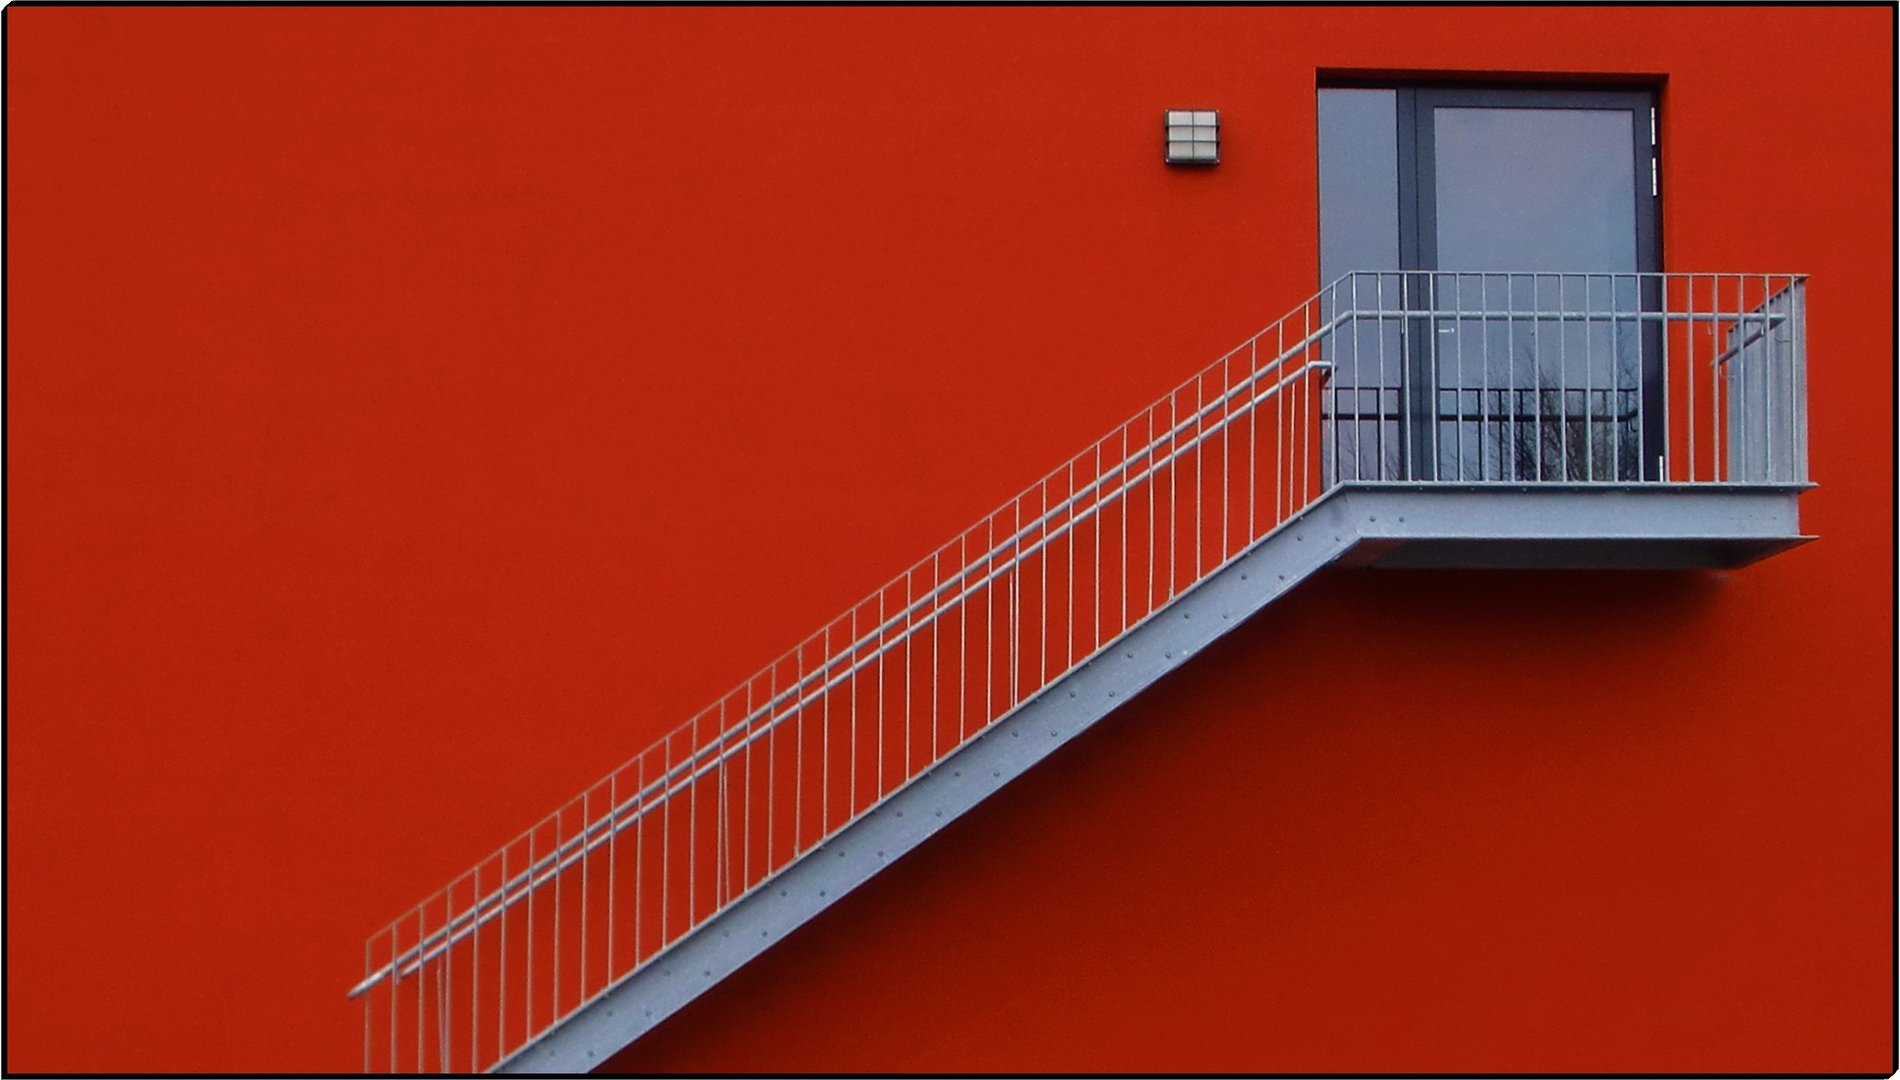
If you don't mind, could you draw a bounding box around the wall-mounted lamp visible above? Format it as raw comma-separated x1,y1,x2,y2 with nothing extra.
1165,110,1219,165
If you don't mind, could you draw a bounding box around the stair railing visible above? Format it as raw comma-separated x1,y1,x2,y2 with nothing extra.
351,271,1805,1073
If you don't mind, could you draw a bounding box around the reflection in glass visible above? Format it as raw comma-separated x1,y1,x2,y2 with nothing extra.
1431,107,1642,481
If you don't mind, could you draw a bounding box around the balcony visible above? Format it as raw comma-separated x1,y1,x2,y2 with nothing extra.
349,270,1810,1073
1310,271,1809,569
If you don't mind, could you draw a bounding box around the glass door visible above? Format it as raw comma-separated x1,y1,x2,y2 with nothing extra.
1319,84,1662,482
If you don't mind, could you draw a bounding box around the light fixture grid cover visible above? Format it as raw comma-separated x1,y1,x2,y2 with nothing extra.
1165,109,1219,165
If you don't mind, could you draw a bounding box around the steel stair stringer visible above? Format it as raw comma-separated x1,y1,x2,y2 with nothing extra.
496,487,1367,1073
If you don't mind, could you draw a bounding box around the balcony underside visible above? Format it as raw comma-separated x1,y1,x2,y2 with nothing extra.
1334,483,1813,570
497,481,1809,1074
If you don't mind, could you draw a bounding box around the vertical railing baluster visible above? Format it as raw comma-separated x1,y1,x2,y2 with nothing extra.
1761,272,1775,479
1147,408,1157,608
496,848,506,1067
388,925,400,1073
364,939,373,1073
690,714,700,932
716,704,729,911
604,775,615,1005
1711,274,1721,482
1039,479,1049,693
578,792,589,1013
877,588,886,796
1658,273,1670,481
1067,461,1076,672
524,828,535,1054
1168,393,1178,598
414,908,425,1074
441,889,453,1073
1093,442,1103,651
1194,376,1204,579
471,863,480,1072
988,513,1003,733
1480,273,1492,481
1222,353,1232,553
632,754,642,976
763,667,773,881
958,533,968,743
822,625,832,834
849,608,858,816
1248,339,1259,529
1691,275,1701,481
904,569,914,782
792,647,802,859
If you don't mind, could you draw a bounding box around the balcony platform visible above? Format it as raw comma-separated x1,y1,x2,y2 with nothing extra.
1331,483,1814,570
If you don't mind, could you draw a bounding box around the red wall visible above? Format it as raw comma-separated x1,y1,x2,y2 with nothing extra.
6,7,1892,1073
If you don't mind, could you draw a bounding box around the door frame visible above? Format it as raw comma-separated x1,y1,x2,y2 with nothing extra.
1410,85,1660,275
1319,79,1665,481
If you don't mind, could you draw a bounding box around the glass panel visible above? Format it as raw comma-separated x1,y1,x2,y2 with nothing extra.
1319,89,1399,282
1433,106,1636,272
1430,106,1641,481
1318,89,1402,483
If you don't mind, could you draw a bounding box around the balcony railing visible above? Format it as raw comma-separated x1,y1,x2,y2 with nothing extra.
1316,272,1806,486
349,270,1807,1073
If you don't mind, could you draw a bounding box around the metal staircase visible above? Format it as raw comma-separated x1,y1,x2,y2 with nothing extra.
349,271,1811,1073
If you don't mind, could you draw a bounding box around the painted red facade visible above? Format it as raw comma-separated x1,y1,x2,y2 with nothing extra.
5,6,1893,1073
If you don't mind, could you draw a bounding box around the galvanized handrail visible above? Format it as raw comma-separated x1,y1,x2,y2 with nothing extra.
354,270,1806,1072
349,354,1332,997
